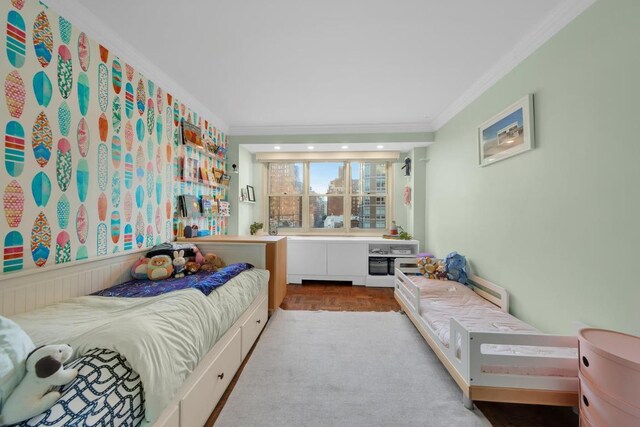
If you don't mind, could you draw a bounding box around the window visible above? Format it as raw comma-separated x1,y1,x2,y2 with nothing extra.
267,161,390,233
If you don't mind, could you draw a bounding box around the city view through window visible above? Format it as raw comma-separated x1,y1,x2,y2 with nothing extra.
268,161,388,232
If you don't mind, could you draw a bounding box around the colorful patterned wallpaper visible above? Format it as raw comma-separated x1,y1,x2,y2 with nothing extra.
1,0,228,274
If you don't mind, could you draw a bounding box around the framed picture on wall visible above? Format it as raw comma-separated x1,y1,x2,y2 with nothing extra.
240,188,247,201
478,94,534,166
246,185,256,202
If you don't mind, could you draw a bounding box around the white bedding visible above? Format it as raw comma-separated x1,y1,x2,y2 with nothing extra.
11,268,269,423
412,276,577,376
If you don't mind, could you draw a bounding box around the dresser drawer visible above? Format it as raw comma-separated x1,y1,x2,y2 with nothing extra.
241,294,268,359
579,414,594,427
580,373,640,427
180,329,241,427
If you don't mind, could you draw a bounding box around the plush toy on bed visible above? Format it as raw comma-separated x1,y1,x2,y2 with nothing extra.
199,253,225,272
147,255,174,280
172,250,186,278
1,345,78,425
130,256,150,280
417,257,448,280
185,261,200,275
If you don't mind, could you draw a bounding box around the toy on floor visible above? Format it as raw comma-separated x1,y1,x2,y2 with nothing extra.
185,261,200,275
147,255,173,280
1,345,78,425
172,250,186,278
199,253,225,272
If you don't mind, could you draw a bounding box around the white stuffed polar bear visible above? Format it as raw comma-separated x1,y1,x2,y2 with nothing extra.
1,344,78,426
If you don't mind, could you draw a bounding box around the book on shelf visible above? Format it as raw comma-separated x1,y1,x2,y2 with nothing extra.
218,200,230,217
220,174,230,186
178,195,201,217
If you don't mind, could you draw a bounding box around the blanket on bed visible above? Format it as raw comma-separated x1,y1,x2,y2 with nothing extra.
92,263,254,298
11,268,269,424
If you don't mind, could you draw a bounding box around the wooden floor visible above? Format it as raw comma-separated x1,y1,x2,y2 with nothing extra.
206,283,578,427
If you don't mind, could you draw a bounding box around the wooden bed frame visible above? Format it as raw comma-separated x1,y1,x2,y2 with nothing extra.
0,243,269,427
394,258,579,409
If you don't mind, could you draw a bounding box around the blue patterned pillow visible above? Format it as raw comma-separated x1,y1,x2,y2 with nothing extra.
14,349,144,427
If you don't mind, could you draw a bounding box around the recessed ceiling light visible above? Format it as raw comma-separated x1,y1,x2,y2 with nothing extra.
341,145,349,149
376,145,384,149
274,146,281,150
308,146,314,150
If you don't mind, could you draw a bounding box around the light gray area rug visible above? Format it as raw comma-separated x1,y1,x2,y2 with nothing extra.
215,310,490,427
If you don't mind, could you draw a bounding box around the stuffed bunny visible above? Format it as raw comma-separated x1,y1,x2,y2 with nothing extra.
173,250,186,278
1,345,78,425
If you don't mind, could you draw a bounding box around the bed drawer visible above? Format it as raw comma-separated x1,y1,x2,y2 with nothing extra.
180,329,241,427
241,294,268,359
579,373,640,427
155,404,179,427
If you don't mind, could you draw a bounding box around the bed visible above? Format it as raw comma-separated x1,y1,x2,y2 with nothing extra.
1,242,270,427
394,258,579,409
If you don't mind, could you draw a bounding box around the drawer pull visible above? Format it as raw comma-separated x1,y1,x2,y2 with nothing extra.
582,395,589,407
256,319,261,324
218,373,224,380
582,356,589,367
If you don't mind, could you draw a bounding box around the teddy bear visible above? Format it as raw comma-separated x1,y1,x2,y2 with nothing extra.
199,253,225,272
1,344,78,425
147,255,174,280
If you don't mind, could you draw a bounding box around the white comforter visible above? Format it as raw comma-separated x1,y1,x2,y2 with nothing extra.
11,268,269,423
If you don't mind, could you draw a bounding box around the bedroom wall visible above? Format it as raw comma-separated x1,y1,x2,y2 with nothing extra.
0,1,227,274
427,0,640,335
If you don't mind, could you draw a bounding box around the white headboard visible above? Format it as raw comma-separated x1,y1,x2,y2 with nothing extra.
0,243,266,317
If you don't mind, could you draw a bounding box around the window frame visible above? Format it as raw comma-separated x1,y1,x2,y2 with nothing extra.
265,160,393,235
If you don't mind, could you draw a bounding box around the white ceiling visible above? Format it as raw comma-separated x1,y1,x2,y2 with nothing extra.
51,0,591,134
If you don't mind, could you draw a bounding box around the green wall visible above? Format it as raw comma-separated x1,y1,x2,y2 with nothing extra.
427,0,640,335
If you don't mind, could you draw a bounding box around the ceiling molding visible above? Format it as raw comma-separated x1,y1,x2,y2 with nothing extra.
42,0,229,132
431,0,597,131
229,122,433,136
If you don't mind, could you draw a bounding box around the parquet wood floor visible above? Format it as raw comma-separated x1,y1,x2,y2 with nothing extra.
206,283,578,427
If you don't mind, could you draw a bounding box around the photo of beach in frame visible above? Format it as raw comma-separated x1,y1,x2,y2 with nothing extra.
478,95,534,166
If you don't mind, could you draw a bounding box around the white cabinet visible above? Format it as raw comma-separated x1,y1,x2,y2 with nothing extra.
287,241,327,276
286,237,418,286
327,243,367,276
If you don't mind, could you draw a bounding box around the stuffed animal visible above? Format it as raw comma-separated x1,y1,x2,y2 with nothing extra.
185,261,200,275
172,250,186,278
417,257,447,280
445,252,468,284
1,345,77,425
147,255,173,280
199,253,225,272
130,257,150,280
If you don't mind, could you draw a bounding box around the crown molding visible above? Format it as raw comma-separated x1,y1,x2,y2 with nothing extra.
42,0,229,132
229,121,433,136
432,0,597,131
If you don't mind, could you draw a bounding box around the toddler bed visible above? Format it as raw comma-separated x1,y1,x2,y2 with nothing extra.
394,258,579,409
1,242,270,427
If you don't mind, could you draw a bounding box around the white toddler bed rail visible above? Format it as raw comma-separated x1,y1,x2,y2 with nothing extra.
394,258,578,408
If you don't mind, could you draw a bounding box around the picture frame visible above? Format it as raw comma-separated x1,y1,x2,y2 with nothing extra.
240,188,247,201
181,120,203,149
246,185,256,202
478,94,534,166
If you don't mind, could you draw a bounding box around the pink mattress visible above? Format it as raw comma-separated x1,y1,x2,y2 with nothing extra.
412,276,577,377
